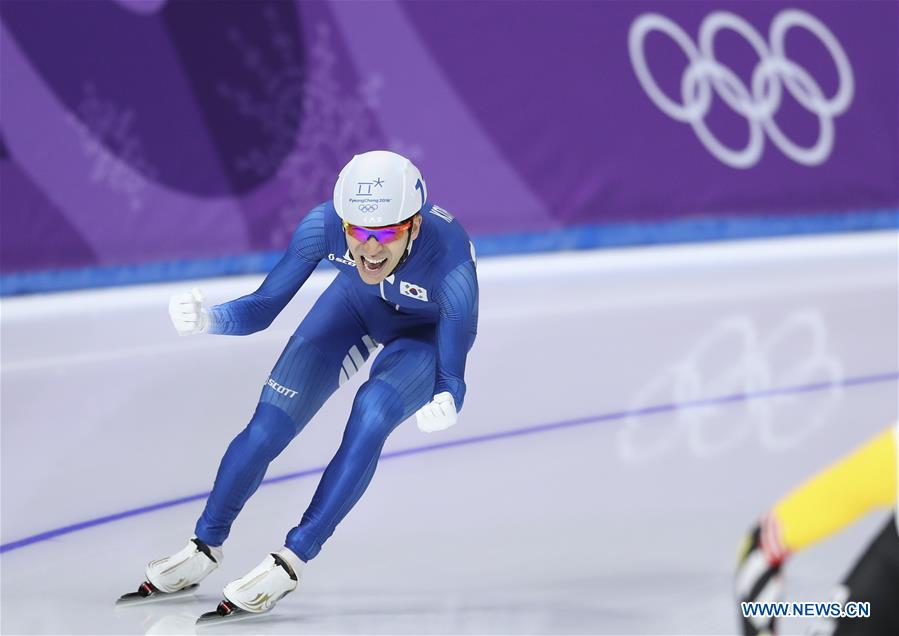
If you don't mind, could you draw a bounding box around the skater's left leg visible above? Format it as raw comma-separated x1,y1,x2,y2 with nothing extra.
215,337,436,616
283,336,437,561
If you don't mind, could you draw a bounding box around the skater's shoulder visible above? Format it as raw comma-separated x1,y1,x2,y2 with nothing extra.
399,212,476,306
417,203,475,268
286,202,350,256
419,202,469,236
295,202,342,233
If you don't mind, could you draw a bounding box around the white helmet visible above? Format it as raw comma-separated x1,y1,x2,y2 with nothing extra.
333,150,427,226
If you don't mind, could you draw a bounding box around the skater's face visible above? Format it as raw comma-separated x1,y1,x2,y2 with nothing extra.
345,215,422,285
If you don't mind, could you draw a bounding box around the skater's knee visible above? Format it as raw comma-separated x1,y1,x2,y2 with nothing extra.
349,379,404,440
241,403,298,459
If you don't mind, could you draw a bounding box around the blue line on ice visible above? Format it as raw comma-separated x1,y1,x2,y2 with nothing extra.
2,370,896,554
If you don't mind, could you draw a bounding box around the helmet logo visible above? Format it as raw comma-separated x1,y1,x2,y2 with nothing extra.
355,178,384,196
358,204,379,213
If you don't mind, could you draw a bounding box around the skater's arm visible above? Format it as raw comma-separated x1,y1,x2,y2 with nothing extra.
433,260,478,410
771,425,897,552
210,209,328,335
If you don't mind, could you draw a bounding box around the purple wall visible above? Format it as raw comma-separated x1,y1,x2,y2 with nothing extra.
1,0,897,281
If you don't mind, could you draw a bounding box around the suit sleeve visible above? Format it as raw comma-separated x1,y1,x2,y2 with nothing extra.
772,425,897,553
209,208,328,335
432,260,479,409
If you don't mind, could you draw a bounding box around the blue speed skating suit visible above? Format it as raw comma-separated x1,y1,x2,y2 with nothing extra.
194,201,478,561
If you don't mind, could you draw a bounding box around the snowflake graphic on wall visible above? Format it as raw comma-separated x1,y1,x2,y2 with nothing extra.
218,10,386,246
67,83,158,211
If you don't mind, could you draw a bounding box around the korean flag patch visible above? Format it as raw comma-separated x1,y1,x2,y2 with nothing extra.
400,281,429,301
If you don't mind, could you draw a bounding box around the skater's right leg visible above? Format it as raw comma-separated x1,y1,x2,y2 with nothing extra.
193,393,316,546
193,277,376,547
129,280,371,603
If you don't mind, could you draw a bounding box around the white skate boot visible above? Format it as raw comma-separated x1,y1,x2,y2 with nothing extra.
116,536,223,605
197,547,304,624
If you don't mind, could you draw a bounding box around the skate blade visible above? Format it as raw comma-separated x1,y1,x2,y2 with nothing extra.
116,583,199,606
196,606,258,627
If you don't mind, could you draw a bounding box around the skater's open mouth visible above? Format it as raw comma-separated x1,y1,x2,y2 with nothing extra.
360,255,388,273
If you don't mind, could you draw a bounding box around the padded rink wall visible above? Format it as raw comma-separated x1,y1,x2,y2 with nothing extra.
1,0,897,294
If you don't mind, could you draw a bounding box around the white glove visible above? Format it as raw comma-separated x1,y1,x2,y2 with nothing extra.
415,392,457,433
168,287,211,336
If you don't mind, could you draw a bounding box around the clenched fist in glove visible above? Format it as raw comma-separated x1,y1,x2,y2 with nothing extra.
168,287,211,336
415,392,457,433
